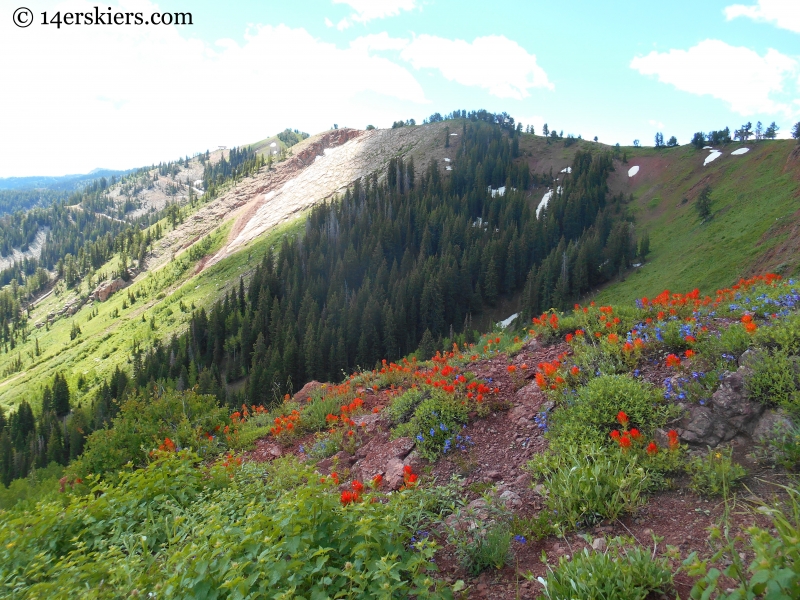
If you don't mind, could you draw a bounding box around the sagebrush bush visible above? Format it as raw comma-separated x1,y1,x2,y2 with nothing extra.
538,537,673,600
528,443,650,530
757,421,800,471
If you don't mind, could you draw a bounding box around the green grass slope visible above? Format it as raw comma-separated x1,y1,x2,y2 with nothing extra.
595,140,800,303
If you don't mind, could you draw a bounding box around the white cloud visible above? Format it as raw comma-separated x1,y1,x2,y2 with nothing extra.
324,17,334,27
400,35,553,100
333,0,416,23
724,0,800,33
350,32,409,53
630,39,797,115
0,0,428,176
649,119,665,128
336,18,351,30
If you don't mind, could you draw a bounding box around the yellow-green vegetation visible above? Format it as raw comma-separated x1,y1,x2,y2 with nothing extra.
0,213,305,413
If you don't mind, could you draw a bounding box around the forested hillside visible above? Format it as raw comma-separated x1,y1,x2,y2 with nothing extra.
136,120,641,407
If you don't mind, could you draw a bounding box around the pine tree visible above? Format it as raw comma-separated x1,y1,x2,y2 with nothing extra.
52,372,71,418
417,329,435,360
696,186,713,221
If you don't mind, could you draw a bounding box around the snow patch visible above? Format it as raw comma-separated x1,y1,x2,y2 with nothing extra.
731,147,750,155
702,146,713,150
450,133,458,136
628,166,640,177
488,186,506,197
444,158,451,162
537,189,553,216
560,167,572,174
269,142,277,148
704,151,722,166
498,313,519,329
445,166,452,171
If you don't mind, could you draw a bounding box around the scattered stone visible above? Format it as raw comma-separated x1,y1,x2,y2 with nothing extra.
591,537,607,552
498,490,522,509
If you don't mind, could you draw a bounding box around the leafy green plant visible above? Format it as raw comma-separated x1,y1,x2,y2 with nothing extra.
388,387,428,425
300,393,347,431
686,446,747,497
536,536,673,600
393,392,468,461
528,443,650,531
445,498,512,575
510,511,555,542
757,421,800,471
69,389,227,479
0,453,458,599
746,348,800,416
754,311,800,355
683,484,800,599
547,374,674,450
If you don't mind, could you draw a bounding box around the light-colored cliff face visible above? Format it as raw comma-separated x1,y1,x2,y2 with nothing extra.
146,122,457,271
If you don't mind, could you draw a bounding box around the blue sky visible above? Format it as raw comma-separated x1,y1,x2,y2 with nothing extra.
1,0,798,176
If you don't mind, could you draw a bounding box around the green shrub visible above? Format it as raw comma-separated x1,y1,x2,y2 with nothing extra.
686,447,747,497
393,392,468,461
745,349,800,415
684,484,800,599
300,393,344,431
754,311,800,355
445,498,512,575
0,462,64,510
537,537,673,600
70,389,227,479
547,375,673,450
0,453,457,599
388,388,428,425
757,421,800,471
528,443,650,530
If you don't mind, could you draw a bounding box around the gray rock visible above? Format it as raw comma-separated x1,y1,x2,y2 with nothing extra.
591,537,607,552
498,490,522,509
679,367,766,447
752,409,795,442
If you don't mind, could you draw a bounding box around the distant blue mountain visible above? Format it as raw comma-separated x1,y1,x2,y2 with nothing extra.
0,168,135,192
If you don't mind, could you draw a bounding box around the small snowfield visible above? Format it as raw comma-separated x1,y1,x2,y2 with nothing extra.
704,150,722,166
731,148,750,156
628,166,639,177
560,167,572,174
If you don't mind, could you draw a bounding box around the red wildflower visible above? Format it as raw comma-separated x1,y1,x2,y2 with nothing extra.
352,480,364,494
610,430,621,441
570,366,580,376
629,428,641,440
371,474,383,488
646,442,659,456
617,411,629,426
619,435,632,450
565,333,574,343
684,349,695,358
340,491,354,505
607,333,619,343
666,354,681,368
507,365,517,374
